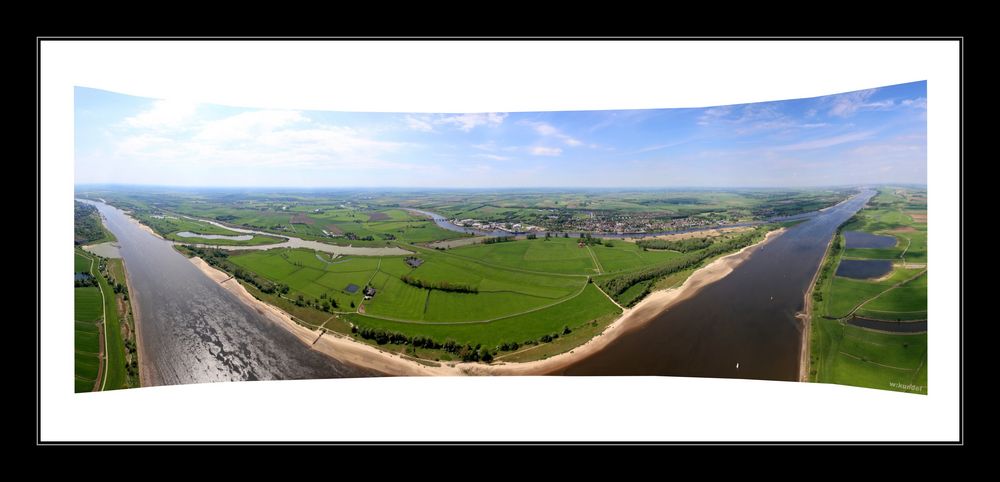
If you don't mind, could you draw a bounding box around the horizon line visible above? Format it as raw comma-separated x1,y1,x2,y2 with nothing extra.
74,182,926,190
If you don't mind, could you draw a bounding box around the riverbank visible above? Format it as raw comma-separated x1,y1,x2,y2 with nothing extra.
798,234,835,382
190,257,454,375
190,227,786,376
480,227,786,375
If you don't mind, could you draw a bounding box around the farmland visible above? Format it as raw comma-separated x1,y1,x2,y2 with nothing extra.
74,246,139,391
78,189,470,247
808,187,928,393
181,222,778,363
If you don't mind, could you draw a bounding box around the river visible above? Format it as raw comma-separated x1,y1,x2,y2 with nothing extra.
556,190,875,380
79,200,377,386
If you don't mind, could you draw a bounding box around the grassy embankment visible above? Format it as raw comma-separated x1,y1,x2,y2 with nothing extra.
808,187,928,393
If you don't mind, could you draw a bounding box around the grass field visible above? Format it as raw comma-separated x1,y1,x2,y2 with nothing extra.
809,187,928,393
811,318,927,393
74,250,101,392
74,248,131,392
207,221,775,362
346,283,620,348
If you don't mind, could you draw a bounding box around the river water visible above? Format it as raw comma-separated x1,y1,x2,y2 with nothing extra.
557,190,875,380
79,200,377,385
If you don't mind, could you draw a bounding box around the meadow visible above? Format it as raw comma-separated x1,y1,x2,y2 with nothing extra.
74,248,133,391
808,187,928,393
209,226,777,362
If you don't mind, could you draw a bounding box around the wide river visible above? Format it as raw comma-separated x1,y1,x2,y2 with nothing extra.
557,190,875,380
80,200,377,385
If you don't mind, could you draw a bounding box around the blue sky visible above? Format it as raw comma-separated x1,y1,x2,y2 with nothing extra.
75,82,926,188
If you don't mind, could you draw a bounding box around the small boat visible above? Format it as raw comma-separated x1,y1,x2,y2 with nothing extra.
736,362,740,369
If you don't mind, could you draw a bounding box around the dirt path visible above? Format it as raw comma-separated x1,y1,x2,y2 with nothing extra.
586,245,604,274
846,269,928,319
594,283,624,311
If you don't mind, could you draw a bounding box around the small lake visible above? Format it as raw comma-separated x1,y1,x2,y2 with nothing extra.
83,242,122,258
844,231,897,249
836,259,892,279
848,317,927,333
175,231,253,241
74,272,93,281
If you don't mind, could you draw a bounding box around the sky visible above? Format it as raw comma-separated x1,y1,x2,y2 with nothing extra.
75,82,926,188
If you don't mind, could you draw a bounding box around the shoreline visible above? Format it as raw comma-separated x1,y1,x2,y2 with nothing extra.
190,257,454,375
798,234,835,382
118,260,151,387
479,227,786,375
189,228,786,377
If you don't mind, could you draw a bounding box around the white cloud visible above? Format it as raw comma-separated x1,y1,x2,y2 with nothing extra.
477,154,510,161
196,110,305,142
774,130,876,151
697,106,732,126
124,99,198,129
826,89,904,117
522,121,585,147
116,109,404,170
405,115,434,132
901,97,927,109
530,146,562,156
436,112,507,132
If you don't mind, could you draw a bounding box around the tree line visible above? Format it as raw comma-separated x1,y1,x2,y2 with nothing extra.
482,236,514,244
636,236,713,252
600,228,767,298
400,275,478,293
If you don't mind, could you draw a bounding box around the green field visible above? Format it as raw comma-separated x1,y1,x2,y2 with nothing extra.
74,248,132,392
74,250,101,392
193,220,777,362
811,319,927,393
842,187,928,264
809,187,928,393
347,283,620,348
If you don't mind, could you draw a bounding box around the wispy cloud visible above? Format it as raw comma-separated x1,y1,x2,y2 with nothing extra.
405,115,434,132
117,109,404,170
774,130,876,151
477,153,510,161
439,113,507,132
825,89,909,117
124,99,198,129
521,121,586,147
530,146,562,156
901,97,927,109
404,113,507,132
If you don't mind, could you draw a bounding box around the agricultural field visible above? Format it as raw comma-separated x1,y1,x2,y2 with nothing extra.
74,246,136,392
192,221,777,362
808,187,928,393
74,250,102,393
79,189,469,247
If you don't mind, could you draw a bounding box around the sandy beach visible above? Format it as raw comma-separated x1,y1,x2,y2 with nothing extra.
189,227,786,377
797,235,832,382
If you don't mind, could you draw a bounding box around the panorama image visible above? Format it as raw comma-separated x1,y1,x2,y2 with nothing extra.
74,82,928,394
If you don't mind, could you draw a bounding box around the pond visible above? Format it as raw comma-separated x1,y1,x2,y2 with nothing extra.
83,242,122,258
844,231,897,249
848,317,927,333
175,231,254,241
836,259,893,279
